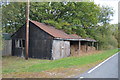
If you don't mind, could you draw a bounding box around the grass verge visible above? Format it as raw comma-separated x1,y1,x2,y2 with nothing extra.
2,49,118,78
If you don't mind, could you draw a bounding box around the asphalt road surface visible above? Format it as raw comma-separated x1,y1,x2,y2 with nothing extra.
75,52,119,79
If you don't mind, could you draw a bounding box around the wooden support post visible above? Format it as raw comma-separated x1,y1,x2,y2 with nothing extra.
92,42,94,47
86,42,88,52
78,40,81,54
25,0,29,60
96,43,98,50
92,42,94,51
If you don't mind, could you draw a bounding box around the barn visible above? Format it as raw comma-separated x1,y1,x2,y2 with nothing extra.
11,20,97,60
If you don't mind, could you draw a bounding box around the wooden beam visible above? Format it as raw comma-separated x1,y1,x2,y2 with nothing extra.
25,0,29,60
92,42,94,47
78,40,81,54
97,43,98,50
95,42,98,50
86,42,88,52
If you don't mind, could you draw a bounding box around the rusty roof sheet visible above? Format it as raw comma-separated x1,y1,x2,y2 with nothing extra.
30,20,96,42
31,20,72,39
68,34,82,39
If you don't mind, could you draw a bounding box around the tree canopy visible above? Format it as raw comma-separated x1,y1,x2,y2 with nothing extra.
2,2,118,49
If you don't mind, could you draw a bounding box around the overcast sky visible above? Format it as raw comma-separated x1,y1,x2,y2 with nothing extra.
94,0,119,24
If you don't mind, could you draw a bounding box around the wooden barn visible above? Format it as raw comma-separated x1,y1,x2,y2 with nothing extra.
11,20,97,60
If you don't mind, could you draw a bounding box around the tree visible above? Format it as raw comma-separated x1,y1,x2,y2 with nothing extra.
92,23,118,50
2,2,101,35
2,2,117,49
98,6,114,24
2,2,26,33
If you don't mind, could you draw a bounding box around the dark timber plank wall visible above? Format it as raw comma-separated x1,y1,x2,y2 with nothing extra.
11,24,26,56
12,21,54,59
29,22,54,59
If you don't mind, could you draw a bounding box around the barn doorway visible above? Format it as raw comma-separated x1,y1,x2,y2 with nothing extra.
15,39,25,57
70,41,79,56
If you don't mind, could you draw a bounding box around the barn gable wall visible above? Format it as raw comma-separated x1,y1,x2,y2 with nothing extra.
11,24,26,39
52,40,70,60
12,22,54,59
29,22,54,59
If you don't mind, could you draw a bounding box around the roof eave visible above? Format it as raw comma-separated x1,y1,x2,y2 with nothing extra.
54,38,97,42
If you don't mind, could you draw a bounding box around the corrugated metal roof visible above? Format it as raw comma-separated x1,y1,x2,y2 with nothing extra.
30,20,96,42
69,34,82,39
31,20,72,39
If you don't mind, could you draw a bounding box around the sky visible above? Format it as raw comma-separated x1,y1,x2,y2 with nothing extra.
94,0,119,24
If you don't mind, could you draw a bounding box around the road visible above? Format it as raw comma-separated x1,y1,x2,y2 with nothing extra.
75,52,119,79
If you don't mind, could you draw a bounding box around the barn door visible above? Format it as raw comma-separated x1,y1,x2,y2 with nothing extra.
52,40,70,60
21,40,25,57
15,39,25,57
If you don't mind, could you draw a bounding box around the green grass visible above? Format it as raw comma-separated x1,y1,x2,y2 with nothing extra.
2,49,118,74
118,48,120,52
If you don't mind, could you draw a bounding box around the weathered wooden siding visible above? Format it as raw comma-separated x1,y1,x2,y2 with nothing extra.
2,40,12,56
52,40,70,60
29,22,53,59
12,22,54,59
12,24,26,40
11,24,26,57
12,40,25,57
